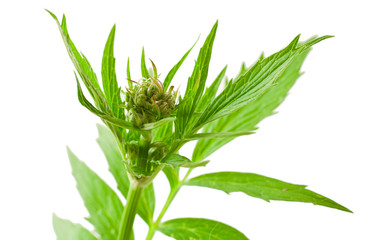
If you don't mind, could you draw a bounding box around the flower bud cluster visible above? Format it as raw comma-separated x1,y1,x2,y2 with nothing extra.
125,77,176,127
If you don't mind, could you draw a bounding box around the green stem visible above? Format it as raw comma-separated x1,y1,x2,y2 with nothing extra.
117,180,144,240
145,169,193,240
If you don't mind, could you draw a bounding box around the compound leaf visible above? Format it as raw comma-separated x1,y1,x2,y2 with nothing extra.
192,45,310,162
193,35,332,132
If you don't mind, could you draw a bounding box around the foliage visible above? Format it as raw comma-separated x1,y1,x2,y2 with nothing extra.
48,10,350,240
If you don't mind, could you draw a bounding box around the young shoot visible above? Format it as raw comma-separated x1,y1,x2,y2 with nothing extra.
47,10,351,240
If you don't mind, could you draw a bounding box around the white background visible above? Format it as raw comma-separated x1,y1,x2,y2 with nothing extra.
0,0,369,239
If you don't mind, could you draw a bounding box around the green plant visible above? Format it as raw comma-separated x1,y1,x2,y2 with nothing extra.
48,10,351,240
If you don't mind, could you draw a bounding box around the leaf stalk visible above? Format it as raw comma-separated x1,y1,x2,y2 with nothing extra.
145,169,193,240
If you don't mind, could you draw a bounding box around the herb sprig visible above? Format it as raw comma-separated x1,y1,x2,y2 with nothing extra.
47,10,351,240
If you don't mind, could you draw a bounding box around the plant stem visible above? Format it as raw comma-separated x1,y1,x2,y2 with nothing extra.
145,169,193,240
117,180,144,240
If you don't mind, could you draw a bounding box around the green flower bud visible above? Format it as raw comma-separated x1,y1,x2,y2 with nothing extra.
125,76,176,127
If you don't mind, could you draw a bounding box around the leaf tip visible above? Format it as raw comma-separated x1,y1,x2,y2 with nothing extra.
66,146,73,156
45,9,57,19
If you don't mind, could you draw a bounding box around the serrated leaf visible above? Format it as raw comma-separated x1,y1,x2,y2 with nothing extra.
96,124,155,225
193,35,333,132
185,172,352,212
141,47,150,79
101,24,123,119
67,148,124,240
186,131,254,141
46,10,108,112
196,65,227,113
163,40,197,91
75,75,135,130
175,21,218,137
52,214,97,240
161,154,209,168
192,46,310,162
158,218,249,240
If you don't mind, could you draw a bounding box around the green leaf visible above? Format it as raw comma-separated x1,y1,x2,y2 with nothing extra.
192,46,310,162
52,214,97,240
67,148,124,240
162,166,180,190
96,124,130,196
186,131,254,141
46,10,108,112
152,121,174,142
175,21,218,137
158,218,249,240
196,65,227,113
101,24,123,119
161,154,209,168
96,124,155,225
141,117,175,131
75,75,135,130
193,35,333,132
127,57,133,88
163,40,197,91
185,172,352,212
141,47,150,79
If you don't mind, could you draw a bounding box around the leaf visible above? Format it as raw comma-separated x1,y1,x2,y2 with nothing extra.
52,214,97,240
67,148,124,240
163,40,197,91
160,154,209,168
152,121,174,142
193,35,333,132
96,124,130,196
127,57,133,88
75,74,136,130
141,117,176,131
186,131,254,141
96,124,155,225
192,46,310,162
175,21,218,137
46,10,108,112
141,47,150,79
162,166,180,190
185,172,352,212
196,65,227,113
101,24,123,119
158,218,249,240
